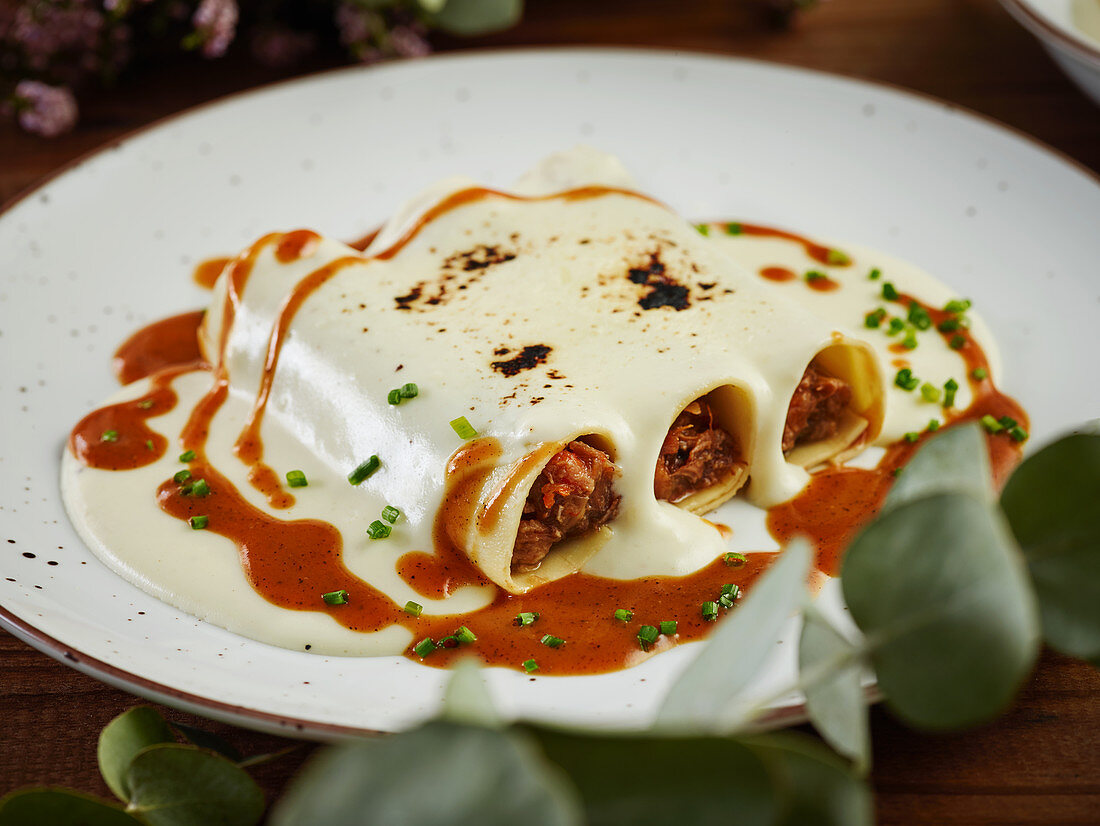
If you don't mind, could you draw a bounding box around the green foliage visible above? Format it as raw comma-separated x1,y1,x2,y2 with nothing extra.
0,789,141,826
428,0,525,35
97,707,175,802
1001,432,1100,664
882,423,990,511
440,657,502,727
170,723,243,763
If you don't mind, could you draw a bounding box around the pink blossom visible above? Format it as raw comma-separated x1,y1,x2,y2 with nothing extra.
389,25,430,59
13,80,79,138
192,0,238,58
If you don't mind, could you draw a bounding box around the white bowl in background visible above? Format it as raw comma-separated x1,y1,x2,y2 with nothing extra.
1000,0,1100,105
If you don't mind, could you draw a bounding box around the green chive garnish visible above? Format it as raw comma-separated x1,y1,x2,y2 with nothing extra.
892,467,903,477
541,634,565,649
928,419,941,432
882,282,899,301
904,432,920,443
455,626,477,644
413,638,436,658
724,552,747,568
400,383,419,399
894,368,920,391
637,625,659,651
804,270,828,283
286,470,308,488
920,383,941,403
514,611,539,626
864,308,887,329
189,515,208,530
367,520,391,539
348,455,381,485
387,389,402,405
972,367,989,380
944,378,959,409
659,621,678,635
868,268,882,280
137,399,155,409
523,659,539,673
173,469,192,484
188,479,210,497
887,318,905,336
450,416,478,440
322,589,349,606
701,601,719,622
613,608,634,622
1009,426,1028,442
404,600,423,617
949,334,966,350
145,439,154,451
695,223,710,236
998,416,1017,429
826,249,851,266
902,328,918,350
937,318,960,333
725,222,743,235
179,450,196,462
720,583,740,600
944,299,971,314
980,415,1004,434
101,430,119,443
907,303,932,330
381,505,400,524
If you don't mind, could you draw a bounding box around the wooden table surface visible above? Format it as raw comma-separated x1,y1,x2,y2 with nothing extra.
2,0,1098,822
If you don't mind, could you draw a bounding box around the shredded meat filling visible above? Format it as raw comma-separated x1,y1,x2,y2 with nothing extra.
512,441,621,573
782,365,853,452
653,400,743,503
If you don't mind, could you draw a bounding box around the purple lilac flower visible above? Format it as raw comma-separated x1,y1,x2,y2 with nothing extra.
389,25,430,59
192,0,239,58
12,80,78,137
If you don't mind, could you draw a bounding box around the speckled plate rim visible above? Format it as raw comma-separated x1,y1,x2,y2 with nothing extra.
1,46,1097,740
999,0,1100,68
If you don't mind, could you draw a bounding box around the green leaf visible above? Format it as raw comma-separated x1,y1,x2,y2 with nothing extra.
97,706,175,802
743,732,873,826
842,492,1039,729
531,728,778,826
1001,431,1100,663
126,744,264,826
441,658,502,727
270,722,581,826
883,423,991,512
429,0,524,35
0,788,142,826
656,539,812,730
798,606,870,773
170,722,243,763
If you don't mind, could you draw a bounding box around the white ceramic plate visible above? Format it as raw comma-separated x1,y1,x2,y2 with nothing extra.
2,49,1099,739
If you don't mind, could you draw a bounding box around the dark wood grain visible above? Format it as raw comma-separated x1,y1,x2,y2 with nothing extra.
2,0,1098,822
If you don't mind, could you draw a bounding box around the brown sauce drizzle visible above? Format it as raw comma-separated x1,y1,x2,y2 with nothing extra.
112,311,205,385
807,275,840,292
760,266,797,282
70,211,1029,675
738,223,849,267
192,257,234,290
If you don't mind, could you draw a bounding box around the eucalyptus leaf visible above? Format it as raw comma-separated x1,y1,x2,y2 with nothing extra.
657,539,812,730
842,492,1039,729
417,0,447,12
97,706,175,802
126,744,264,826
798,607,869,773
0,789,141,826
1001,431,1100,663
743,732,873,826
428,0,523,35
531,728,777,826
882,423,991,512
270,722,581,826
441,657,502,727
170,722,243,763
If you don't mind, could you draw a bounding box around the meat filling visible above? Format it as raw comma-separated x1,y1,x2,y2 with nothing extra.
782,365,853,452
654,400,743,503
512,441,621,573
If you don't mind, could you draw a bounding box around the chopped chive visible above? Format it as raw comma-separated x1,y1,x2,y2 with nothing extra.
998,416,1018,429
348,455,381,485
613,608,634,623
101,430,119,442
381,505,401,524
438,636,460,649
322,589,349,606
718,594,735,609
523,659,539,673
400,383,419,399
137,399,155,409
637,625,660,651
868,267,882,280
173,469,192,484
882,282,899,301
541,634,565,649
701,601,720,622
943,378,959,408
720,583,740,600
937,318,960,333
404,600,423,617
179,450,196,462
659,620,678,635
894,368,920,391
944,299,971,314
972,367,989,380
367,520,391,539
286,469,308,488
886,317,905,336
892,467,903,477
514,611,539,626
387,388,402,405
413,638,436,658
804,270,828,283
188,479,210,497
902,328,919,350
864,308,887,328
724,551,747,568
1009,426,1028,443
980,414,1004,434
826,249,851,266
695,223,710,236
725,222,743,235
904,432,920,443
455,626,477,644
450,416,478,440
145,439,154,451
189,515,208,530
928,419,941,432
907,302,932,330
920,383,942,403
949,334,966,350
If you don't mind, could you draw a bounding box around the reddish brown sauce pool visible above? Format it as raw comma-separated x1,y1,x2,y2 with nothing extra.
69,213,1029,675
